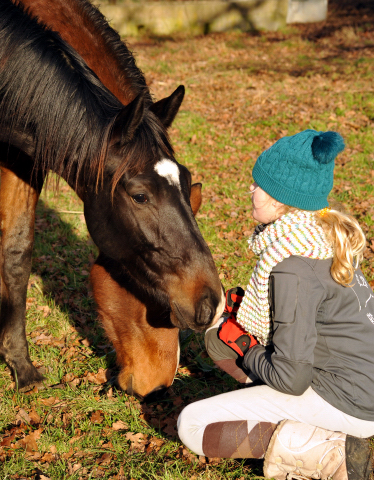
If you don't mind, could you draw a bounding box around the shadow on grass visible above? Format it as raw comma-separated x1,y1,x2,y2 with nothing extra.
31,198,115,369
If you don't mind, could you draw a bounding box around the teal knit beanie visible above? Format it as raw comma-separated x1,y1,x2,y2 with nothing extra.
252,129,345,211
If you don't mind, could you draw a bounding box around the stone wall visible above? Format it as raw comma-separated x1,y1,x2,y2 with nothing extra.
92,0,327,36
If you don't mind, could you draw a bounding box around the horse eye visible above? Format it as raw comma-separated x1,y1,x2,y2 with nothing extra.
132,194,148,204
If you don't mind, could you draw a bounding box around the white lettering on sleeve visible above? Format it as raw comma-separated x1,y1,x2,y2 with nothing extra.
356,274,369,288
365,293,374,308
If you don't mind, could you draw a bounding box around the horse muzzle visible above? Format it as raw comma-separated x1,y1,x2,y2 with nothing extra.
171,288,225,331
124,374,168,402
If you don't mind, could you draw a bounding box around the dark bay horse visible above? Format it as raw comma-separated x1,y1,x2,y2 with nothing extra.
0,0,224,398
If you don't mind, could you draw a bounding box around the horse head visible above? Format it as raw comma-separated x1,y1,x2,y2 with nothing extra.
84,86,225,332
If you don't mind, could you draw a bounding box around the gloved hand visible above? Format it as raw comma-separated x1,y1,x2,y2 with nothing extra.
218,315,258,357
224,286,245,317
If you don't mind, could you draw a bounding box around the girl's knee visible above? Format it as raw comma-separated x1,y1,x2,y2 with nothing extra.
177,402,197,433
177,403,206,456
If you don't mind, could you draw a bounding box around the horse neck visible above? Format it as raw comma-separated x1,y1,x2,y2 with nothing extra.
16,0,145,106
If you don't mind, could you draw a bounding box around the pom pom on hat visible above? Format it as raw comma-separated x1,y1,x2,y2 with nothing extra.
311,131,345,164
252,129,345,211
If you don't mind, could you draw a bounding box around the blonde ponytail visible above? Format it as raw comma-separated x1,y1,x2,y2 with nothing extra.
314,206,366,286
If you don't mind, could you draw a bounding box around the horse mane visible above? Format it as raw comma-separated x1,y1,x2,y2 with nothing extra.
72,0,153,105
0,0,173,189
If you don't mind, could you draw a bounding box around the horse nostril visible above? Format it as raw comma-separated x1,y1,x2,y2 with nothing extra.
171,293,220,331
196,297,213,327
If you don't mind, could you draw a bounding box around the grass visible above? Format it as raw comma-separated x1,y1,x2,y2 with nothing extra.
1,11,374,480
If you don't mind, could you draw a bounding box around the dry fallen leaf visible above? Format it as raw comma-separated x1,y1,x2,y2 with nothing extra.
145,436,165,454
125,432,148,452
62,447,74,459
68,378,81,389
40,397,58,406
182,447,199,464
68,462,82,475
86,368,110,385
15,408,31,425
0,431,16,447
98,452,111,465
29,408,41,425
90,410,104,424
41,452,55,463
162,417,177,437
81,338,91,347
112,420,129,431
19,427,43,452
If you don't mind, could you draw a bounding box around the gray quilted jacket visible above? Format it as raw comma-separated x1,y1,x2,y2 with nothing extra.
243,255,374,421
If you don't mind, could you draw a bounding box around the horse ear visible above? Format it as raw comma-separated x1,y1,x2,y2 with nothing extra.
190,183,202,216
112,93,145,145
150,85,185,129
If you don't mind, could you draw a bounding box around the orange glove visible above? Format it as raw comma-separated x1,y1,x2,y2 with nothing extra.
218,315,258,357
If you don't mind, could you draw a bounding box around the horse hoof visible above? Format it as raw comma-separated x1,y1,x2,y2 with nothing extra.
18,380,46,393
15,366,45,392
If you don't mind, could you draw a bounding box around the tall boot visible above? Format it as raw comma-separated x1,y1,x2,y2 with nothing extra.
263,419,372,480
202,420,277,458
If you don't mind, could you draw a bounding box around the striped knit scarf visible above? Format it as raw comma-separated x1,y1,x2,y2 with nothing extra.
236,211,333,346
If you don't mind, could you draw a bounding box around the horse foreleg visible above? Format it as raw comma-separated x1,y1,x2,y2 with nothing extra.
90,254,180,401
0,166,44,390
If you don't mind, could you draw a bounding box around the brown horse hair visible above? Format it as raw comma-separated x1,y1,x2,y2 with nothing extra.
0,0,173,193
52,0,152,106
14,0,153,106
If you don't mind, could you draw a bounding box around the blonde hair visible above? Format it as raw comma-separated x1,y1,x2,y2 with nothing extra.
275,201,366,287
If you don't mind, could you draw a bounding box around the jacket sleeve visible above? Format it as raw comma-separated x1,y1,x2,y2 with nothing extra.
243,256,323,396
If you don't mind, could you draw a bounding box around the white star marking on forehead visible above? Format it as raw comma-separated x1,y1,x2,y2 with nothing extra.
154,159,181,189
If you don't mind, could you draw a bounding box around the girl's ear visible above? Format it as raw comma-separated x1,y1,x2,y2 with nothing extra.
271,198,286,221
